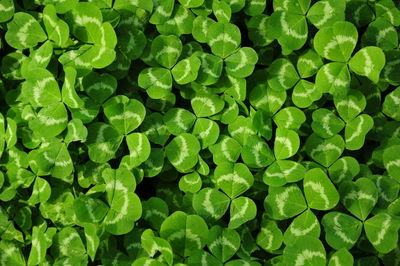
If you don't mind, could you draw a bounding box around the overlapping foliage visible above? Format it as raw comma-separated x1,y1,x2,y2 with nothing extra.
0,0,400,265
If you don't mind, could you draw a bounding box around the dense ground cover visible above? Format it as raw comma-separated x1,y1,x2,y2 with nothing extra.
0,0,400,265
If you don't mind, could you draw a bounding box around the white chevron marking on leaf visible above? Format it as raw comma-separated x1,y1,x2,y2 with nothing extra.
104,180,129,224
221,138,235,162
361,49,372,76
335,99,362,112
230,49,248,72
230,127,256,137
43,152,71,167
75,15,101,27
275,186,297,216
17,18,36,46
108,111,142,123
202,189,219,218
376,27,396,44
209,33,238,46
231,198,249,221
175,109,187,131
375,3,395,25
313,1,333,27
175,60,190,82
304,181,330,209
386,159,400,170
60,232,80,256
298,58,318,70
276,136,293,156
278,62,292,88
321,113,334,135
192,97,216,114
323,35,357,58
198,120,213,139
346,116,365,142
310,143,342,158
281,12,307,39
260,227,273,249
147,69,170,89
156,46,180,60
171,135,189,166
167,7,189,25
290,220,318,236
209,236,237,252
333,213,355,244
323,65,348,87
343,191,376,203
295,250,325,266
0,3,13,12
371,214,392,246
97,143,115,154
217,172,250,187
33,77,55,105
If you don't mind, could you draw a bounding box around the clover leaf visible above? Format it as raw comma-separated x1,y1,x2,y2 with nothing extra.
339,178,378,221
160,211,208,257
304,168,340,210
5,12,47,50
314,21,358,62
207,22,241,58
